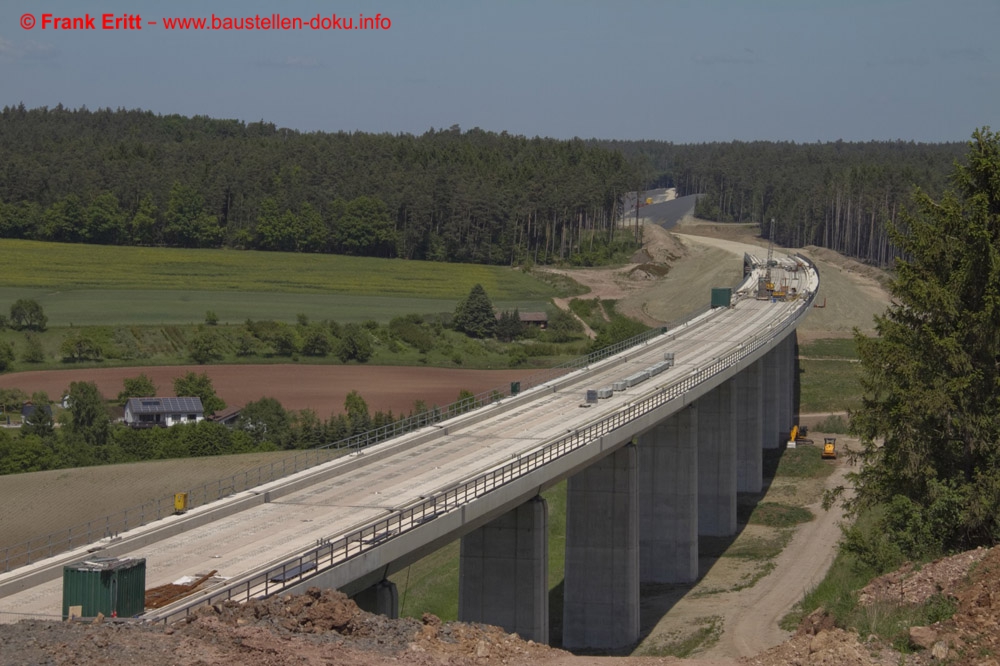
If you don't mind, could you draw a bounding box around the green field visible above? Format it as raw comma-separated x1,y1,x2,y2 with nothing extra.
0,288,550,327
0,239,559,300
798,359,862,413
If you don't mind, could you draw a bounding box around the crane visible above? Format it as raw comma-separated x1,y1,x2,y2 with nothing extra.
765,218,775,293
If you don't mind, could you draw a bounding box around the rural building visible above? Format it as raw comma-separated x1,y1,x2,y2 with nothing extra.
209,405,242,427
495,311,549,328
20,401,53,423
518,311,548,328
123,397,205,428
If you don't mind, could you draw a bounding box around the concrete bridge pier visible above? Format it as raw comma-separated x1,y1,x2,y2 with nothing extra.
762,342,782,448
353,579,399,618
735,359,764,493
563,443,639,649
786,334,798,429
776,335,794,440
697,378,738,536
458,496,549,644
639,404,698,583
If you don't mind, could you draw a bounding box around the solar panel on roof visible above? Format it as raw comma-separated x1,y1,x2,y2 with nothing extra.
126,397,204,414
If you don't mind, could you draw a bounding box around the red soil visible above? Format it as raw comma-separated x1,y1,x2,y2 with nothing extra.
0,365,531,418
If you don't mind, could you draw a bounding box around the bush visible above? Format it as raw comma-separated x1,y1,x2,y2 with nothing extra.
389,316,436,353
338,323,373,362
60,332,103,362
300,325,333,356
188,329,222,364
204,310,219,326
22,333,45,363
0,340,14,372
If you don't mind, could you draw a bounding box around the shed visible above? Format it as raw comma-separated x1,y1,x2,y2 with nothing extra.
124,397,204,428
518,312,548,328
209,405,242,427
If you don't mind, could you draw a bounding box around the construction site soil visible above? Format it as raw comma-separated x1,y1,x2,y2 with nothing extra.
4,545,1000,665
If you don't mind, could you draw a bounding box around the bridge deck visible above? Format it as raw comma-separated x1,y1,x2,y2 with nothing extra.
1,265,812,618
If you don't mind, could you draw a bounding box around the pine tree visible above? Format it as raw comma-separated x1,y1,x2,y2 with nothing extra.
847,128,1000,556
452,284,497,338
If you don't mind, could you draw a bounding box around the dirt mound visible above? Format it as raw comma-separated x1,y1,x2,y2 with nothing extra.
857,548,989,607
0,588,569,666
744,546,1000,666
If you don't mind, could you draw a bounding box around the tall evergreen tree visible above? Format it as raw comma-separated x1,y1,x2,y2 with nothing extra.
847,128,1000,556
453,284,496,338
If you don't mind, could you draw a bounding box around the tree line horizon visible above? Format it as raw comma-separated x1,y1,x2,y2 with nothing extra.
0,104,970,268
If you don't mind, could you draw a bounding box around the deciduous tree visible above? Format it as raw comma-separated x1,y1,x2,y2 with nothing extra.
173,371,225,415
117,373,158,405
9,299,47,331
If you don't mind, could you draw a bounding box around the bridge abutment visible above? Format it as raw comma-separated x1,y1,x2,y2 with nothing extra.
458,496,549,644
697,379,738,536
639,404,698,583
563,443,639,649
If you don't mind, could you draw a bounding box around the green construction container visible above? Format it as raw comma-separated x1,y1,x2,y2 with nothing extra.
62,557,146,620
711,287,732,309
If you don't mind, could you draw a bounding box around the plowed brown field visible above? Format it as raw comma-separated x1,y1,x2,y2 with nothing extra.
0,365,531,417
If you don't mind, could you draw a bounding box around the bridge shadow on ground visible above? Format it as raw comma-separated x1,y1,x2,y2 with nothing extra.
547,445,790,654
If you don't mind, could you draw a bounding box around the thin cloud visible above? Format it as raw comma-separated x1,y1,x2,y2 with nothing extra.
0,36,56,61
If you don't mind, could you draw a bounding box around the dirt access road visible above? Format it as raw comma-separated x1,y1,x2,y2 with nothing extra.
539,217,880,662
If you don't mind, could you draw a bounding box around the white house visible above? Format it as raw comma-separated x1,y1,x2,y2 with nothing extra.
123,397,205,428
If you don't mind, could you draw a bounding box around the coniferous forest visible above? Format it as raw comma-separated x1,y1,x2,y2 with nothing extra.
0,104,970,268
600,138,967,266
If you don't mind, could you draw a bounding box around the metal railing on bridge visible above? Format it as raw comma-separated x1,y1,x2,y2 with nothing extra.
1,315,689,573
151,261,816,623
0,260,779,574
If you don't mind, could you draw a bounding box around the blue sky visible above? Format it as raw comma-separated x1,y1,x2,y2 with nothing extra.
1,0,997,143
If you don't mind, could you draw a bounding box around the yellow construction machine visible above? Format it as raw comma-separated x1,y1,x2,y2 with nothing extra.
822,437,837,460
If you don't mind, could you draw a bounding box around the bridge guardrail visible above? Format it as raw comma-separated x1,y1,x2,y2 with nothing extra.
1,323,679,574
0,271,735,574
151,267,817,623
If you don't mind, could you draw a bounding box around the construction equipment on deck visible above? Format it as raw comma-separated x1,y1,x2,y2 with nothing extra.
822,437,837,460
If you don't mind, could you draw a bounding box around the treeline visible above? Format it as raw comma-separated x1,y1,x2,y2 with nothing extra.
0,105,640,266
595,139,967,266
0,380,472,476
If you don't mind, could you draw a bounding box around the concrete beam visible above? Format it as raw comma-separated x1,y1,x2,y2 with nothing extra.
735,359,764,493
563,444,639,649
638,405,698,583
458,496,549,644
697,378,737,537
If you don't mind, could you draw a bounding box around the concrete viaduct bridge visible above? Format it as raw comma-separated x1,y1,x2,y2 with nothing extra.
0,253,818,650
